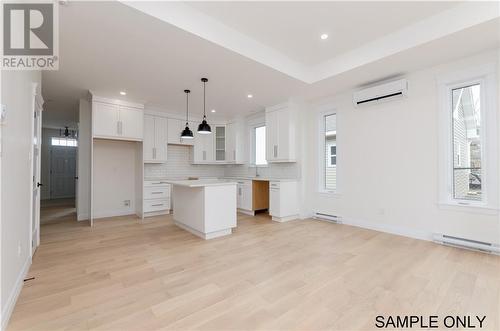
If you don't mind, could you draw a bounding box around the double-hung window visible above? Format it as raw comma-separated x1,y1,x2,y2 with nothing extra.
253,125,267,166
438,64,497,210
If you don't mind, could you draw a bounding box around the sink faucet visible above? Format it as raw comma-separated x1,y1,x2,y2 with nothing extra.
255,166,260,177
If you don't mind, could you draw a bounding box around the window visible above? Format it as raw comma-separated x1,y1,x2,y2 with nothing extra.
438,64,497,210
51,137,78,147
320,112,337,192
452,84,482,201
254,125,267,166
328,144,337,167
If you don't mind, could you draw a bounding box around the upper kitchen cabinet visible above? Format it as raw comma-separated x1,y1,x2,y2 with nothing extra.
193,129,214,164
143,115,168,163
167,118,195,146
214,125,226,162
265,102,298,162
92,96,144,141
226,119,245,164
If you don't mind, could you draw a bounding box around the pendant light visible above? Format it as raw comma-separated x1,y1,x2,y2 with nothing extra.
197,77,212,134
181,89,194,139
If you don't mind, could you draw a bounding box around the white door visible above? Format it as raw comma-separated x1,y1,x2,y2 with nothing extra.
143,115,155,162
31,103,42,255
93,102,118,137
50,147,77,199
119,106,143,140
155,117,168,161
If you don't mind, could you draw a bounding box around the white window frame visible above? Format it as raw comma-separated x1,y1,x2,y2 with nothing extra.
249,122,268,167
437,63,498,213
51,137,78,147
318,108,338,194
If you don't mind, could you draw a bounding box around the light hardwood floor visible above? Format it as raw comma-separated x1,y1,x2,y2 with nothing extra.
8,213,500,331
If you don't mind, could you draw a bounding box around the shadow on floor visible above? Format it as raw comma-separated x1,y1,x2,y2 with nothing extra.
40,198,76,225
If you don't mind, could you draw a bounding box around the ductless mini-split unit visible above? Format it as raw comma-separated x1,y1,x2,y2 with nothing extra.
353,78,408,107
433,234,500,255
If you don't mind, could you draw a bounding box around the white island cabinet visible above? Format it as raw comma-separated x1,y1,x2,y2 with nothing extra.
168,180,237,239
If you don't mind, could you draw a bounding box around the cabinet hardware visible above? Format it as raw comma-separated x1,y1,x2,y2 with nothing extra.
151,204,164,207
151,192,162,194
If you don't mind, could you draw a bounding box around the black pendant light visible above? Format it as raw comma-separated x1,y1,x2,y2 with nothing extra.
181,89,194,139
197,77,212,134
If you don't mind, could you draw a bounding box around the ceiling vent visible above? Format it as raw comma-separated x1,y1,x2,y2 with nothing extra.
353,79,408,107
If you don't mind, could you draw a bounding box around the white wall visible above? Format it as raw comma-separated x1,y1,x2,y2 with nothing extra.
93,139,139,218
302,50,500,244
77,98,91,220
1,70,42,329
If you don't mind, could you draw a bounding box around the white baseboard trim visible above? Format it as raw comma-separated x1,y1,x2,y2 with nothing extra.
93,209,136,219
340,217,433,242
2,256,31,331
237,209,255,216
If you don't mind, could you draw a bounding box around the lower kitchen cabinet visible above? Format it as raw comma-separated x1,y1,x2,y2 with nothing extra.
237,180,253,214
269,181,299,222
143,180,171,217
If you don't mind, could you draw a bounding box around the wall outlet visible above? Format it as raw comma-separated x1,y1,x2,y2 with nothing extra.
124,200,130,207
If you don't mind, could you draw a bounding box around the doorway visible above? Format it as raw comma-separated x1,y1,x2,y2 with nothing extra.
40,130,78,225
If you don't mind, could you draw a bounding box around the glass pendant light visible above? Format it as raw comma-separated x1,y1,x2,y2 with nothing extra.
181,89,194,139
197,78,212,134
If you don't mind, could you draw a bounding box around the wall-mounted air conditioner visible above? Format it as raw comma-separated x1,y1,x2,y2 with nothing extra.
353,78,408,107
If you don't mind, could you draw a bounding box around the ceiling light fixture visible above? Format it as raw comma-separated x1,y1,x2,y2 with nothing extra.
320,34,329,40
211,109,216,113
197,78,212,134
120,91,126,95
247,94,253,98
181,89,194,139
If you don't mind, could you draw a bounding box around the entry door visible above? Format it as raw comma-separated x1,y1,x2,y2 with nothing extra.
31,93,43,255
50,147,77,199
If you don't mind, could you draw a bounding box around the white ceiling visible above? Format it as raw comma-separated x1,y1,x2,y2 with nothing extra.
42,1,499,128
187,1,459,66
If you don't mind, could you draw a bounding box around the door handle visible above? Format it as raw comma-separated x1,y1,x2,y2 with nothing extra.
37,182,43,187
74,176,79,180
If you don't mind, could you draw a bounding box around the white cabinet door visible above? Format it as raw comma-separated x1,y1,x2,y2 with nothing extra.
93,102,119,138
226,123,235,162
119,106,143,140
242,184,252,211
237,184,242,208
214,125,226,161
143,115,155,162
265,110,279,161
155,117,168,162
276,108,289,160
193,130,214,163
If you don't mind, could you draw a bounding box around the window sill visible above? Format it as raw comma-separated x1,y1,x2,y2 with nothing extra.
438,201,499,215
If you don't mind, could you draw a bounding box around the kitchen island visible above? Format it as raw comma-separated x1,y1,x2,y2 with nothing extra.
167,179,237,239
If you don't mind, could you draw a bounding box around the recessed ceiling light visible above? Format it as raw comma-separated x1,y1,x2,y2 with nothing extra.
119,91,126,95
320,34,329,40
247,94,253,98
211,109,216,113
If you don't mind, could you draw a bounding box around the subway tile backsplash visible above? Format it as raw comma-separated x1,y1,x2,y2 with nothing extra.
144,145,300,180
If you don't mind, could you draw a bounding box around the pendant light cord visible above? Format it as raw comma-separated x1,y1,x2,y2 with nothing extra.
203,80,206,119
185,90,189,125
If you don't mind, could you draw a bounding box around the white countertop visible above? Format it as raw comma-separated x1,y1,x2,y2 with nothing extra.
166,179,237,188
223,177,297,182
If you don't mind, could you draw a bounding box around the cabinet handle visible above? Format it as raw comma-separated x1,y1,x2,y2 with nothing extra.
153,147,156,159
233,150,236,160
238,187,242,195
203,151,206,161
274,145,277,158
151,192,163,194
151,204,164,207
117,121,120,135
